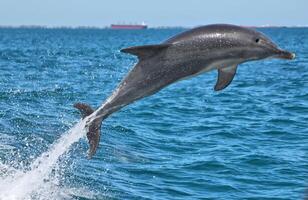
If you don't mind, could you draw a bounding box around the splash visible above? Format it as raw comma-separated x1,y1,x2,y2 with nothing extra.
0,120,88,200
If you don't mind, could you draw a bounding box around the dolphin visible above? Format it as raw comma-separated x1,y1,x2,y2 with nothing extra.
74,24,295,158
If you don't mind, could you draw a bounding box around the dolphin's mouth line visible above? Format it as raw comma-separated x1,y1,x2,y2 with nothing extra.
275,49,296,60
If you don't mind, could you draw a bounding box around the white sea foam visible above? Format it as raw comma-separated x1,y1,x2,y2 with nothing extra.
0,120,90,200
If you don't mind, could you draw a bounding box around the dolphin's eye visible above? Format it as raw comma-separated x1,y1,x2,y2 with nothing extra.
255,38,260,43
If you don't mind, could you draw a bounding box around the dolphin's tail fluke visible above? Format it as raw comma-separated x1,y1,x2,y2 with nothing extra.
74,102,102,159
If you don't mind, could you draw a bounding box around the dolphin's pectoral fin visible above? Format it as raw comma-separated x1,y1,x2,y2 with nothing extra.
121,44,170,60
214,65,238,91
74,102,101,159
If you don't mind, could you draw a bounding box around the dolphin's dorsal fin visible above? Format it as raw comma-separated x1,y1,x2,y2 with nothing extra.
214,65,238,91
121,44,170,59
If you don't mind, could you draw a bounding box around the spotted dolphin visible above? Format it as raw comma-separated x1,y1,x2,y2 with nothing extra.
75,24,295,158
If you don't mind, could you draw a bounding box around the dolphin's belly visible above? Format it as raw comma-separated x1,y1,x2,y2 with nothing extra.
100,54,239,118
103,60,188,111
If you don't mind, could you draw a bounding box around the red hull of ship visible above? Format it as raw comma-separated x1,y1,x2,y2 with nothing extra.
111,24,147,30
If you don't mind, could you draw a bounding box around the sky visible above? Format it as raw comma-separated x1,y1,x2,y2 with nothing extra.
0,0,307,27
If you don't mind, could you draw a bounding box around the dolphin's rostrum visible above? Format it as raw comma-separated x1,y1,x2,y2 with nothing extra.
75,24,295,158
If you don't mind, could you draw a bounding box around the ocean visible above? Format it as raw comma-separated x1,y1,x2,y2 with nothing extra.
0,27,307,199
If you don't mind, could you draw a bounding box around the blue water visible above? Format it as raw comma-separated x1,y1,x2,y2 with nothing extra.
0,27,307,200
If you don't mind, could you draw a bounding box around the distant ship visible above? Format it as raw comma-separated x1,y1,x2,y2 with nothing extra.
110,22,147,30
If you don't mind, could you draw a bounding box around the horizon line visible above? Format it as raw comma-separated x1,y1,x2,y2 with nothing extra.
1,24,308,29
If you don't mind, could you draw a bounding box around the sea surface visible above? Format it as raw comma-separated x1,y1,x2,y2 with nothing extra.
0,27,307,200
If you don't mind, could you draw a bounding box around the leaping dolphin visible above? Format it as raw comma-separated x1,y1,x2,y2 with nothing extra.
74,24,295,158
